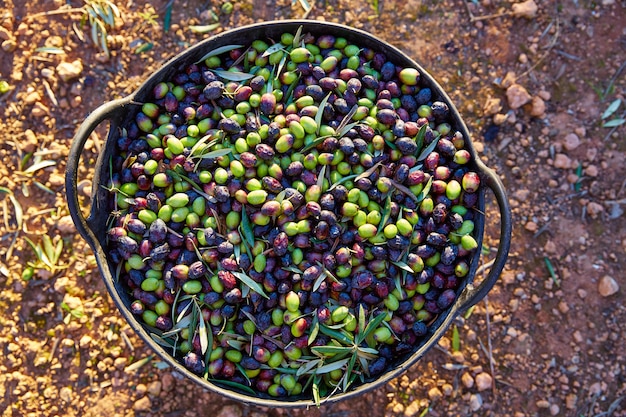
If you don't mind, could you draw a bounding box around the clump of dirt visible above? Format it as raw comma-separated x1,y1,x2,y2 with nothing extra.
0,0,625,416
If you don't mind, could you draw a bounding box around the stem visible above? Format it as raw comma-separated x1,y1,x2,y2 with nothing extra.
25,7,86,20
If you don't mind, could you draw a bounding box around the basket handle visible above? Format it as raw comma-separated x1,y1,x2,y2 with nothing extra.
65,98,130,248
455,165,512,312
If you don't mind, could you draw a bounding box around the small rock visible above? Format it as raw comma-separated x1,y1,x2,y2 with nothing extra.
584,165,598,177
558,300,570,314
217,404,243,417
501,71,517,89
23,129,38,153
475,372,493,391
493,113,508,125
550,404,560,416
53,276,70,293
598,275,619,297
31,102,50,117
48,173,65,188
469,393,483,411
392,402,405,413
63,294,82,310
56,60,83,82
553,153,571,169
24,91,41,105
602,0,615,5
586,201,604,218
483,97,502,116
427,387,443,401
536,399,550,408
461,372,474,388
566,394,578,410
506,84,532,109
403,400,421,417
524,221,538,232
147,381,162,397
563,133,581,151
133,396,151,412
161,373,175,392
56,215,77,234
528,96,546,117
114,357,127,370
512,0,538,19
79,335,92,348
59,386,72,403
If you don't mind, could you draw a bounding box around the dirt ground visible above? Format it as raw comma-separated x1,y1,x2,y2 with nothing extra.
1,0,625,416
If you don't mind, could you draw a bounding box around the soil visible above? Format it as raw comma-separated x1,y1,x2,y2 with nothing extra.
1,0,625,416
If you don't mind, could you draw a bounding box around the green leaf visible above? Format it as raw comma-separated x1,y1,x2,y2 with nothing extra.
355,160,383,182
35,47,65,55
232,271,270,299
198,305,209,354
164,1,173,32
296,358,322,376
311,345,352,355
239,206,255,248
315,93,332,135
300,135,332,153
124,354,154,373
262,42,285,57
328,174,357,191
358,304,366,335
416,176,433,203
189,23,220,34
391,260,414,274
317,165,326,190
211,379,257,396
603,118,626,128
319,325,354,345
23,160,56,174
602,99,621,120
213,69,255,82
336,105,358,133
292,25,303,49
359,313,388,343
312,270,327,292
417,136,441,161
308,315,320,346
297,0,312,11
336,121,360,139
312,358,349,375
414,124,427,152
377,194,392,235
452,325,460,352
196,44,244,64
312,378,321,407
195,147,233,160
150,333,175,348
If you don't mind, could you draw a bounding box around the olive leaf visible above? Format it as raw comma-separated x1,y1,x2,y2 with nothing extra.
417,135,441,161
213,69,256,82
377,194,392,235
262,42,286,57
189,23,220,34
232,271,270,299
308,315,320,346
292,25,304,48
196,44,244,64
391,260,415,274
315,93,332,135
211,379,257,396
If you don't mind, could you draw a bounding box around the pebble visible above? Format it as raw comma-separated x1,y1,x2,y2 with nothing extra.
24,91,41,106
469,393,483,411
133,396,151,411
506,84,531,109
563,133,581,151
493,113,509,125
114,357,127,370
586,201,604,218
63,294,82,310
598,275,619,297
79,335,92,348
56,60,83,82
427,386,443,401
553,154,571,169
217,404,243,417
501,71,517,89
53,276,69,293
48,173,65,188
461,372,474,388
32,102,50,117
147,380,162,397
529,96,546,117
536,399,550,408
483,97,502,116
512,0,538,18
23,129,38,153
59,386,72,403
161,373,175,392
584,165,598,177
550,404,560,416
475,372,493,391
524,221,538,232
56,215,77,234
566,394,578,409
403,400,421,416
